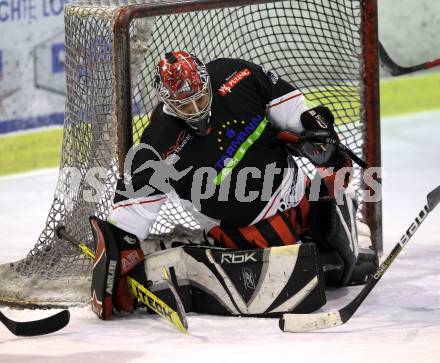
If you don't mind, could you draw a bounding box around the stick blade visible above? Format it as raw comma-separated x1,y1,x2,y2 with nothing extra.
427,185,440,211
1,310,70,337
280,311,344,332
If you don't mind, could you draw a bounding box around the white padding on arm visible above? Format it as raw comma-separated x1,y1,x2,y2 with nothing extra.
267,90,308,133
108,195,167,240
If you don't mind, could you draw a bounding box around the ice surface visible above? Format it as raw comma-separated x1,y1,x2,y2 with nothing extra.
0,112,439,363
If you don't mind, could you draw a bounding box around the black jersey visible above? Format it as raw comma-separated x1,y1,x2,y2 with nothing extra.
112,58,307,237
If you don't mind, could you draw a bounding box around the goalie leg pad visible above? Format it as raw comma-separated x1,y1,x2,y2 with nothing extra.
309,189,377,286
145,243,326,316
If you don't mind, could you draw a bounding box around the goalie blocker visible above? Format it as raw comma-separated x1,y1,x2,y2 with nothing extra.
89,216,148,320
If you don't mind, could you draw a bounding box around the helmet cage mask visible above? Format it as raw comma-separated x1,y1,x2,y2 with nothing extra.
165,80,212,125
154,52,212,131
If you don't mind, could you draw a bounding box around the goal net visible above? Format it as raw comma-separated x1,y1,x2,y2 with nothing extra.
0,0,381,307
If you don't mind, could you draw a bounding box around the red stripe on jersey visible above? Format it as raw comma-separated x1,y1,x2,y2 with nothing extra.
268,92,303,108
268,216,297,245
112,196,166,211
208,227,238,249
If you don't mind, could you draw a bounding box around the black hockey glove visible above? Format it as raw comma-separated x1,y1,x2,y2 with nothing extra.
276,106,351,169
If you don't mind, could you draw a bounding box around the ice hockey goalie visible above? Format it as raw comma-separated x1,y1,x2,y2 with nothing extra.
89,50,378,319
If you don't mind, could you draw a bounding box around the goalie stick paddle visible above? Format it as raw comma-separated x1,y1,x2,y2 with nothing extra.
379,42,440,76
0,309,70,337
280,185,440,332
55,226,188,333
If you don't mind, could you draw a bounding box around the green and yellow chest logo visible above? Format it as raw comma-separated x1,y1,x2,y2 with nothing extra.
213,114,269,185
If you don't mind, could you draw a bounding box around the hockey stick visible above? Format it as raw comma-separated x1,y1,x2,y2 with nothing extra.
379,42,440,76
0,309,69,336
280,185,440,332
56,226,188,333
322,136,367,169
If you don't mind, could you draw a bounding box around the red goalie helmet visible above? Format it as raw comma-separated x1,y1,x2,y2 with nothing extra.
154,50,212,136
